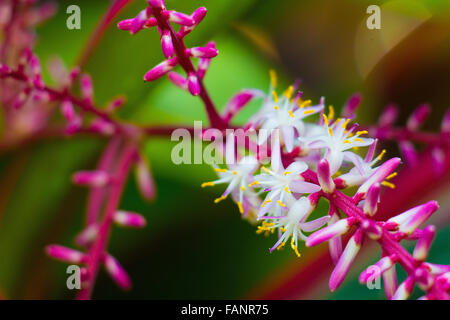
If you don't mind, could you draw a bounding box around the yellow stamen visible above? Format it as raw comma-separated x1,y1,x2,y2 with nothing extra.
303,110,315,115
214,168,227,173
261,166,271,174
356,130,368,136
284,187,291,193
354,138,363,143
261,198,272,208
283,171,292,176
386,172,397,180
323,113,329,126
280,227,287,232
382,181,396,189
274,105,279,111
291,237,301,258
232,170,238,175
277,241,286,250
201,182,214,188
343,140,351,144
241,186,246,191
270,69,277,88
277,200,286,207
377,149,386,161
300,99,311,108
328,127,333,136
328,105,335,120
248,181,259,187
214,195,227,203
272,90,278,103
237,201,244,214
342,119,350,129
284,85,294,99
288,110,295,118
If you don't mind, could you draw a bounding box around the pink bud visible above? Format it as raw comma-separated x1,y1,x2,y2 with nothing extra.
356,157,401,198
0,64,11,74
130,8,150,34
329,229,363,291
80,74,94,102
317,159,335,193
328,213,342,264
306,217,356,247
222,90,259,122
75,224,99,247
392,276,415,300
144,57,178,81
135,156,156,201
423,263,450,275
13,90,28,109
441,110,450,133
161,29,174,58
407,104,430,131
378,103,398,127
359,255,396,284
104,255,132,291
363,183,380,216
413,225,435,261
383,266,398,299
431,147,445,176
415,267,434,291
197,58,211,79
106,96,126,113
167,71,188,90
147,0,164,9
65,115,83,135
191,7,207,25
61,100,75,121
46,245,86,264
341,93,361,118
187,46,219,59
89,118,116,136
360,220,382,240
166,10,194,26
114,210,147,228
387,201,439,235
117,19,133,31
187,72,200,96
72,170,110,188
399,141,418,167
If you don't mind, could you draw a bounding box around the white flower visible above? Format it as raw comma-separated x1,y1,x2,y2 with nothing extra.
201,156,259,214
259,197,329,257
300,115,374,174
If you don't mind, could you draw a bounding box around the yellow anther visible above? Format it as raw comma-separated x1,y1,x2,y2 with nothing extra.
280,227,287,232
272,90,279,103
262,222,274,227
284,187,291,194
354,138,363,143
323,113,329,126
232,170,238,175
214,168,227,173
342,118,350,129
377,149,386,161
241,186,246,191
288,110,295,118
214,195,227,203
328,105,335,120
274,105,279,111
277,241,286,250
343,140,351,144
261,198,272,208
284,85,294,99
283,171,292,176
303,110,315,115
382,181,396,189
277,200,286,207
353,146,359,150
201,182,215,188
328,127,333,136
237,201,244,214
300,99,312,108
248,181,259,187
356,130,368,136
270,69,277,88
291,237,301,258
261,166,271,174
386,172,397,180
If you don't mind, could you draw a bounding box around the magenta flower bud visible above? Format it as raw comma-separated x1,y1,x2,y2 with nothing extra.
329,229,363,291
387,201,439,236
441,109,450,133
431,147,445,176
328,213,342,264
356,157,401,198
363,182,380,216
68,66,80,86
415,267,434,291
72,170,110,188
130,8,150,34
147,0,164,9
399,141,418,167
392,276,414,300
383,266,398,299
359,255,396,284
436,273,450,291
0,64,11,74
106,96,126,113
191,7,207,24
306,217,356,247
117,19,133,31
197,58,211,79
166,10,194,26
317,159,335,193
187,46,219,59
187,72,200,96
341,93,361,118
407,104,430,131
61,100,75,121
378,103,398,127
135,156,156,201
161,29,174,58
65,115,82,135
89,118,116,136
104,254,132,291
413,225,435,261
423,263,450,275
30,54,42,76
222,90,258,122
167,71,188,90
360,220,382,240
13,90,28,109
114,210,147,228
75,224,99,247
46,245,86,264
144,57,178,81
80,74,93,102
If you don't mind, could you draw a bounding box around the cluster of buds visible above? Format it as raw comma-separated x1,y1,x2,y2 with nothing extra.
118,0,218,96
201,70,450,299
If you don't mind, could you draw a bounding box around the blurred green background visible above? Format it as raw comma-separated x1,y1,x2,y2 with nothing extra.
0,0,449,299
